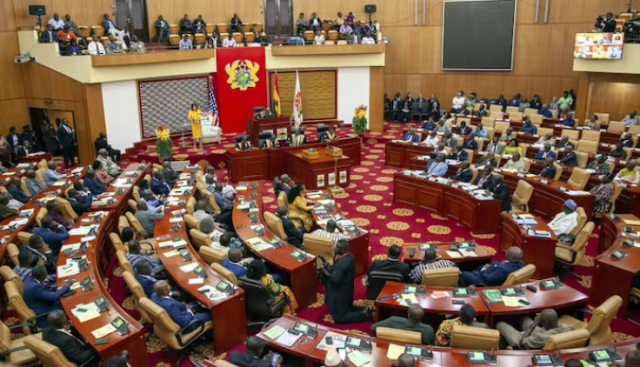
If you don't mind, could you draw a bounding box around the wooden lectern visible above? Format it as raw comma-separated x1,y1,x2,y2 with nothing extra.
246,116,291,147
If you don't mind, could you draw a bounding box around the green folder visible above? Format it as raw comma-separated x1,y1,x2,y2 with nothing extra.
482,289,503,304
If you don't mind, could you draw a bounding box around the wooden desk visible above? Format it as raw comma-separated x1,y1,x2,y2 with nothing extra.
227,149,270,182
385,142,432,168
307,191,369,277
591,214,640,318
394,173,501,234
232,181,318,309
375,282,491,325
246,117,291,147
154,169,247,353
400,243,494,272
287,148,351,190
500,214,558,279
90,163,148,215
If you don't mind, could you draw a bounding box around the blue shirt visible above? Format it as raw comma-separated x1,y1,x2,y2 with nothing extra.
31,227,69,255
403,133,420,143
45,169,65,186
534,150,556,160
213,191,234,211
8,186,29,204
562,118,575,127
541,110,553,118
84,178,106,195
222,258,247,278
427,162,448,177
422,122,436,131
474,129,488,139
521,124,538,135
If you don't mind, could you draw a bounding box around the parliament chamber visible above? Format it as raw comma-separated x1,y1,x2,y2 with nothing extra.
2,0,640,366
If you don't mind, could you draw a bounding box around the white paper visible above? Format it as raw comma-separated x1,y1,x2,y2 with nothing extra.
179,262,200,273
188,278,205,285
275,331,302,347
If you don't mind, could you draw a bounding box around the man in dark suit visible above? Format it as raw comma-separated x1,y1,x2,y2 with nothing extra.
460,247,524,287
7,178,29,204
41,25,57,43
621,133,635,148
372,304,435,345
602,12,617,32
83,170,106,195
6,126,22,156
16,140,32,160
534,144,556,161
289,129,308,147
367,245,410,282
323,239,372,323
31,216,70,255
558,145,578,167
491,174,511,212
161,161,179,187
462,135,478,151
43,310,99,367
27,235,56,274
94,133,121,162
558,136,575,150
475,165,495,191
454,161,473,183
135,261,186,300
57,119,75,168
150,172,171,196
447,146,468,162
236,136,253,151
67,189,92,216
277,206,304,248
458,121,473,136
539,158,557,179
151,280,211,333
24,266,73,328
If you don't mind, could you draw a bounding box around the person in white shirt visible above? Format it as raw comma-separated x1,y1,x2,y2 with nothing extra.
179,34,193,50
223,34,237,48
433,143,448,155
422,131,441,148
48,13,65,31
502,153,526,172
548,199,579,236
452,91,465,113
361,33,375,45
314,31,325,45
88,36,106,55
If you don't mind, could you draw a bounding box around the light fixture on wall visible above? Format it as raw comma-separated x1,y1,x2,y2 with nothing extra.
44,100,53,106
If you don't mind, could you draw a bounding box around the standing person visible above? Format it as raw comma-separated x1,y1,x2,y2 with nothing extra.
57,119,75,167
21,125,39,151
41,120,58,154
323,239,372,323
188,103,203,151
155,15,170,42
230,13,243,33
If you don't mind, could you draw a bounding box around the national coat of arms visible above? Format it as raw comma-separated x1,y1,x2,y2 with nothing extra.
225,59,260,91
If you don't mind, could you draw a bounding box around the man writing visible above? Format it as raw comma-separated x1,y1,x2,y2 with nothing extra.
459,246,524,287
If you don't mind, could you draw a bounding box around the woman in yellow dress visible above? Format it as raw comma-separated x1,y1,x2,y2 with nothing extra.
187,103,203,151
287,185,315,231
246,259,298,315
503,139,523,156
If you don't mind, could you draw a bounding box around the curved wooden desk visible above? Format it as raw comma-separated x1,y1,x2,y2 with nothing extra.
232,181,317,309
400,243,494,272
592,214,640,318
393,173,502,234
153,169,247,353
500,214,558,279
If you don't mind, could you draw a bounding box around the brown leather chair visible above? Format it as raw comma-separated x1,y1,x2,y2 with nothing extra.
566,168,590,190
5,281,39,333
575,152,588,168
571,207,588,237
24,335,82,367
186,197,197,215
127,199,138,213
502,264,536,286
122,270,152,324
20,177,32,197
561,129,580,140
302,234,334,267
35,208,48,227
189,229,211,249
110,232,125,253
199,246,226,265
508,112,523,123
54,197,77,224
375,327,422,345
17,232,32,245
7,243,19,266
35,168,47,186
264,212,287,240
555,222,594,280
118,215,130,235
126,212,147,239
450,325,500,350
581,130,601,142
153,163,163,173
0,319,41,366
421,267,460,287
0,266,23,295
552,162,563,181
607,121,625,134
37,159,47,170
116,250,134,274
558,295,622,346
184,214,200,230
198,189,221,213
542,329,590,350
211,263,238,286
138,297,212,353
511,180,534,213
277,191,288,208
605,181,624,215
132,186,141,202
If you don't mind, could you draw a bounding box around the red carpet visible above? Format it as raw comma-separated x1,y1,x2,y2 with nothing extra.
5,122,638,366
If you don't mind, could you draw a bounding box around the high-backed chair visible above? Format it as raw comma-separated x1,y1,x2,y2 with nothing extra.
189,229,212,249
132,186,141,202
566,168,590,190
522,157,531,173
604,181,624,215
184,214,200,230
561,129,580,140
474,138,485,152
575,152,588,168
627,125,640,137
24,335,90,367
118,215,130,235
35,208,48,227
138,297,212,365
237,277,287,324
125,212,147,239
558,295,622,346
502,264,536,286
555,222,594,280
264,212,287,240
7,243,19,266
0,319,41,366
494,121,510,134
302,234,334,267
571,207,588,237
0,266,23,295
607,121,625,134
122,270,152,324
537,127,553,137
420,267,460,287
199,189,221,213
593,112,609,124
199,246,226,265
542,329,590,350
35,168,46,186
511,180,534,213
524,108,539,117
366,272,404,300
5,281,42,333
463,149,475,163
375,327,422,345
508,112,523,123
450,325,500,350
110,232,125,253
489,104,503,113
17,232,32,245
211,263,238,286
581,130,601,142
186,197,197,215
37,159,47,170
116,250,134,274
481,117,495,128
127,199,138,213
277,191,287,208
552,162,563,181
610,146,633,161
54,197,77,224
577,140,598,154
20,177,32,197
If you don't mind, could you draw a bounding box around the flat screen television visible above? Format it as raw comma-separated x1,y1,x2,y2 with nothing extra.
574,32,624,60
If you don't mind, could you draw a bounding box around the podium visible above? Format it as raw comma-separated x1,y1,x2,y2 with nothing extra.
286,147,351,190
246,116,291,147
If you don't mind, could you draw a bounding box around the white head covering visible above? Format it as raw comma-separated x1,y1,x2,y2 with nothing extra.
324,349,341,367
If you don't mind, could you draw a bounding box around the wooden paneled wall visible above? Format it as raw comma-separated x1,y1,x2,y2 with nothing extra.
269,71,337,120
12,0,114,29
585,74,640,122
0,0,28,133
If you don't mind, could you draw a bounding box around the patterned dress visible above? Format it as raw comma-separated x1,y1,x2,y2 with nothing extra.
261,274,298,315
288,196,313,231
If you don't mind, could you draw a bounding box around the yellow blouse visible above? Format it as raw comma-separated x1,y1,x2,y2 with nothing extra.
503,146,523,156
188,109,203,123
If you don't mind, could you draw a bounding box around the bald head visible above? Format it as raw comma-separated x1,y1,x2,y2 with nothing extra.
539,309,559,330
397,354,416,367
505,246,523,262
407,304,424,324
153,280,171,297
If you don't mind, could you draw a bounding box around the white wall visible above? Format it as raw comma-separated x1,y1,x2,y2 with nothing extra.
101,81,141,151
337,67,370,126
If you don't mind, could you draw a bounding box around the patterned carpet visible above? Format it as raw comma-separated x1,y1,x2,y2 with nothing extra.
4,122,638,366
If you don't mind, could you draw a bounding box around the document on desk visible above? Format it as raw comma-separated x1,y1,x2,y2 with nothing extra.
623,219,640,226
69,226,97,236
460,250,478,258
57,263,80,278
163,250,180,258
445,251,463,259
502,296,528,307
179,262,200,273
275,330,302,347
263,325,286,340
91,324,117,339
72,305,101,323
400,293,419,305
348,350,371,367
71,167,84,174
387,344,405,360
317,331,346,350
188,278,205,285
566,190,591,196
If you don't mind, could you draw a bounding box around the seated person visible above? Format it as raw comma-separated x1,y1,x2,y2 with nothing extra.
24,265,73,328
372,304,434,345
45,200,73,230
504,139,523,156
151,280,211,333
535,133,556,149
477,152,498,168
25,169,46,196
621,133,635,148
587,154,610,175
4,191,23,211
83,170,106,195
421,118,437,131
161,161,179,187
210,229,237,255
473,123,488,139
409,247,457,283
615,160,640,184
558,136,575,150
14,246,56,288
486,137,504,155
31,216,70,255
453,161,473,182
436,304,489,346
45,161,66,186
447,146,468,162
462,135,478,151
7,178,29,204
230,337,281,367
520,119,538,135
558,145,578,167
422,130,440,148
236,136,253,151
474,165,495,190
97,149,122,177
134,201,165,237
212,183,234,227
246,259,298,315
222,248,248,279
27,235,56,274
535,144,556,161
193,200,212,222
140,189,163,212
611,142,628,159
322,126,339,142
502,153,526,172
339,23,353,38
443,132,457,148
44,310,99,367
66,189,92,216
289,129,307,147
549,199,579,236
562,115,576,127
92,160,115,185
150,171,171,196
436,120,452,135
135,261,185,301
459,246,524,287
277,206,304,248
310,219,348,244
497,309,572,349
425,153,448,177
540,105,553,119
367,245,410,282
126,240,165,276
433,143,448,156
458,121,472,136
539,157,557,179
0,194,18,220
499,128,515,142
402,128,420,143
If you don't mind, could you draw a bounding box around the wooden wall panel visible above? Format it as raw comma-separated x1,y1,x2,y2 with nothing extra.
586,74,640,122
12,0,113,30
21,63,85,102
0,33,25,101
269,71,336,120
369,67,384,133
0,99,29,134
0,0,17,32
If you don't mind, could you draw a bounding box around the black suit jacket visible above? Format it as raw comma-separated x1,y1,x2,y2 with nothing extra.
559,152,578,167
94,137,113,153
42,328,99,367
492,183,511,212
539,165,556,179
279,215,303,248
162,168,179,187
454,169,473,183
474,173,494,190
367,260,410,282
57,125,74,148
6,134,22,152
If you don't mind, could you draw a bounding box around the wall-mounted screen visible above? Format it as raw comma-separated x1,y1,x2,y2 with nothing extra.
574,33,624,60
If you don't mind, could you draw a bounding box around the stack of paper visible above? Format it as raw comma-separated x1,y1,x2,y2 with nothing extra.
460,250,478,258
236,185,248,191
69,226,97,236
347,351,371,367
263,325,286,340
71,167,84,174
162,250,180,258
57,263,80,278
179,262,199,273
91,324,116,339
172,240,188,248
72,303,101,323
567,190,591,196
61,243,83,253
502,296,529,307
446,251,463,259
317,332,346,351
